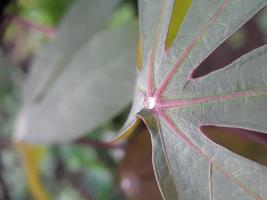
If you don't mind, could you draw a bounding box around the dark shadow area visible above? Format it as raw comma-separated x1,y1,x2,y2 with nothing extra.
119,123,163,200
201,125,267,166
192,7,267,78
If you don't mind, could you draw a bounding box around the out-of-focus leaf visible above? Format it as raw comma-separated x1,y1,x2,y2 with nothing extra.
0,51,21,138
18,0,73,25
0,53,12,94
58,145,124,200
109,3,135,28
1,149,28,199
0,50,20,96
14,0,137,144
15,142,50,200
56,186,84,200
119,126,162,200
118,0,267,199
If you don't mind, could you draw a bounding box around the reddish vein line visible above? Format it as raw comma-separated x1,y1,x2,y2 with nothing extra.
159,111,210,160
157,87,267,109
154,0,229,98
159,111,263,199
147,0,168,97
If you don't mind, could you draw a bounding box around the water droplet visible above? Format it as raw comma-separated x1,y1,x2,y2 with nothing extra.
144,97,156,109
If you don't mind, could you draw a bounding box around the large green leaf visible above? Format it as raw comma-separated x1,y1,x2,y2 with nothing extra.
120,0,267,199
22,0,119,103
14,0,138,144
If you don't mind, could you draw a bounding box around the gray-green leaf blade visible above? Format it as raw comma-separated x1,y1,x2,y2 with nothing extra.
15,1,137,144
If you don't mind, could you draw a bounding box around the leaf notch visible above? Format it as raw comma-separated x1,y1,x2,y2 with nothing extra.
165,0,192,50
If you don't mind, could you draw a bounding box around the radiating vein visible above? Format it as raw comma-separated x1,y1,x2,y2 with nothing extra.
147,0,168,97
155,113,180,199
158,110,263,199
154,0,229,98
157,87,267,109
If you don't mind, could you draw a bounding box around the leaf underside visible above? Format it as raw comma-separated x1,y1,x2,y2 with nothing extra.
122,0,267,199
